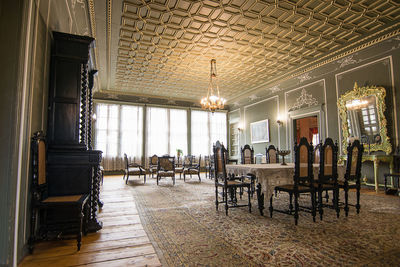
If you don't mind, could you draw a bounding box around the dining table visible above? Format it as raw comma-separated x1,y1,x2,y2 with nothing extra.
225,163,346,216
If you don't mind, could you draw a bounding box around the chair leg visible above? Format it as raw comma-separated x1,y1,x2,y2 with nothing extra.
157,174,159,185
215,186,219,211
289,192,293,214
173,175,175,185
77,206,84,251
198,172,201,182
311,190,316,222
318,187,323,220
225,187,229,215
29,208,37,254
123,173,126,180
325,190,329,203
125,173,129,184
344,185,349,217
248,185,251,213
335,188,340,218
144,174,146,184
294,192,299,225
183,173,186,182
356,184,360,214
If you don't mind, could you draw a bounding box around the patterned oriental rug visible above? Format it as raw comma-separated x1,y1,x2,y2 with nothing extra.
129,178,400,266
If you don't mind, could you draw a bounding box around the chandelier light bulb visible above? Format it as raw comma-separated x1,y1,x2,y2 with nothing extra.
200,59,226,112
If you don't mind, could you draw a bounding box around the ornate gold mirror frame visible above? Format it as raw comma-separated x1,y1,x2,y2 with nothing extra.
337,82,392,155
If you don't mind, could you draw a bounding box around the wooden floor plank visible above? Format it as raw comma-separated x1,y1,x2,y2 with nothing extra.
78,254,161,267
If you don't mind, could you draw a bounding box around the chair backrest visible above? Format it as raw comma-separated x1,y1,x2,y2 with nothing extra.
158,156,175,171
266,145,278,163
318,138,338,183
293,137,314,186
204,155,210,165
32,131,48,200
150,155,158,166
241,144,254,164
345,139,364,181
193,155,201,167
213,141,228,183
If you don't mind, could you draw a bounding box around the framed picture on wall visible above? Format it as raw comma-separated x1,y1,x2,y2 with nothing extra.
250,119,269,143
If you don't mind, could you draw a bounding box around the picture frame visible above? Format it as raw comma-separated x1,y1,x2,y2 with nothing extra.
250,119,269,143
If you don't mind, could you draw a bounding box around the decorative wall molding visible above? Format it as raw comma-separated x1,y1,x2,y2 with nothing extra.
297,73,312,83
288,89,319,112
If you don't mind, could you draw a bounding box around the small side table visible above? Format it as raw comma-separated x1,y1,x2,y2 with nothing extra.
384,173,400,194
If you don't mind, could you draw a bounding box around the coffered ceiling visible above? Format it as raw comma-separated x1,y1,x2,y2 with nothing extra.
90,0,400,105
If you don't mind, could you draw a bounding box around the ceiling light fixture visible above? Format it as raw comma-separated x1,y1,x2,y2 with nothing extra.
201,59,226,113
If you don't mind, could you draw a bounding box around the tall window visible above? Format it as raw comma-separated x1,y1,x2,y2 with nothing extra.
191,110,227,155
95,103,143,158
146,107,187,156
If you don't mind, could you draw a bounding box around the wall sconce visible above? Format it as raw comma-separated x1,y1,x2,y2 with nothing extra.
237,123,243,132
276,116,283,126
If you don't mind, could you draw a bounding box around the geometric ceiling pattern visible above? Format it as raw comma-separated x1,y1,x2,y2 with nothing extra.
95,0,400,103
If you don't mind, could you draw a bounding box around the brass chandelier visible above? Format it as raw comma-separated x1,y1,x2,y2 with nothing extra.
201,59,226,112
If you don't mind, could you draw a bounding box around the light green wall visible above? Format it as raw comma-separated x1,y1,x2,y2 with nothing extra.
229,37,400,185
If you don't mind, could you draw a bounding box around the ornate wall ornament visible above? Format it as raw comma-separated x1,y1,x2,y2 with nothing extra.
337,55,358,68
249,95,259,101
166,99,176,105
288,89,318,112
337,83,392,155
138,97,149,103
297,72,312,83
269,85,281,93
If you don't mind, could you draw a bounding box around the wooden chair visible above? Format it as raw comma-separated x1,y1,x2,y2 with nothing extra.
315,138,340,220
341,140,364,216
174,156,184,179
214,141,252,215
157,156,176,185
266,145,279,163
29,131,89,252
314,143,321,165
183,155,201,182
270,137,316,225
149,155,158,178
123,153,146,185
241,144,254,164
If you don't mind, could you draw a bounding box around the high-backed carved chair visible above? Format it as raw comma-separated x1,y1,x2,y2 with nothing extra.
123,153,146,185
183,155,201,182
270,137,316,225
214,141,251,215
149,155,158,178
29,131,89,252
266,145,279,163
341,140,364,216
241,144,254,164
315,138,339,219
157,156,176,185
314,143,321,166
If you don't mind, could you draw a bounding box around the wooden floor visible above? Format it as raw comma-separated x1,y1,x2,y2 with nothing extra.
19,175,161,267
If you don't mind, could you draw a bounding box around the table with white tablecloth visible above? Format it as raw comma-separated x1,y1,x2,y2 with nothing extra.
225,163,345,215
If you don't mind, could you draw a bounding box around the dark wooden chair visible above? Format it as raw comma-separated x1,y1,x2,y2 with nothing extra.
214,141,252,215
341,140,364,216
314,143,321,165
123,153,146,185
266,145,279,163
315,138,340,219
241,144,254,164
183,155,201,182
29,132,89,252
149,155,158,178
157,156,176,185
270,137,317,225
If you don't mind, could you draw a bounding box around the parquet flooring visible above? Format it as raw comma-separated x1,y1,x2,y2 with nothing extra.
19,175,161,267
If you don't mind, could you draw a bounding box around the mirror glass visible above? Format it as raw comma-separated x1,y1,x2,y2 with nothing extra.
345,95,381,144
337,83,391,155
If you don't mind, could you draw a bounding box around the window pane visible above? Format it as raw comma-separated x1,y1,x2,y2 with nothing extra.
147,107,168,155
120,106,143,158
210,112,227,151
170,109,187,156
191,110,210,156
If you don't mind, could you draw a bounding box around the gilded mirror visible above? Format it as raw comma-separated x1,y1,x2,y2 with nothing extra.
337,83,391,154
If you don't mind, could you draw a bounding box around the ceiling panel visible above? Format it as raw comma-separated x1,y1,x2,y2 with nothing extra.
93,0,400,104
